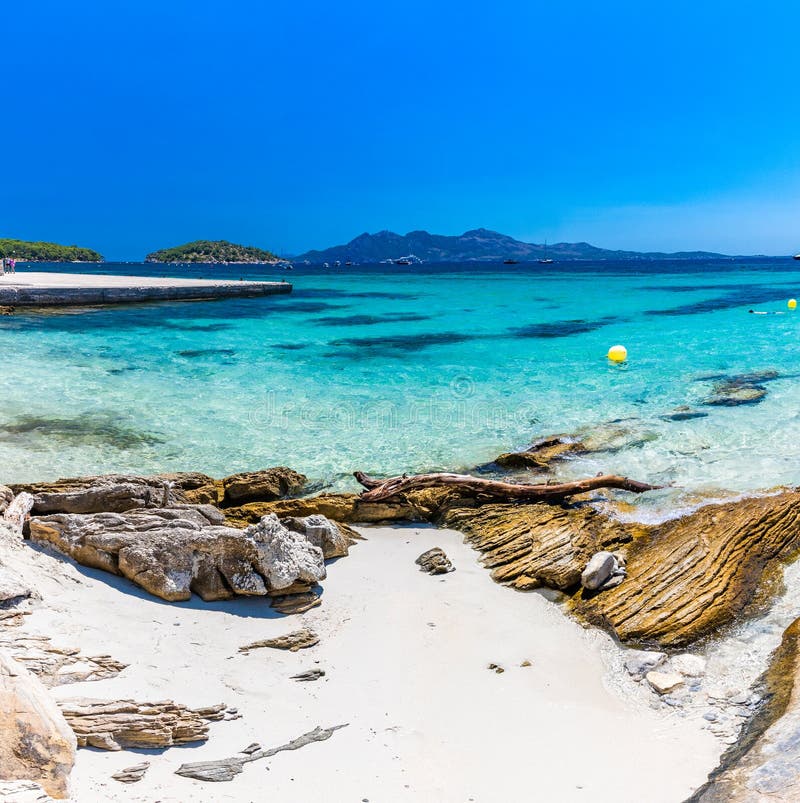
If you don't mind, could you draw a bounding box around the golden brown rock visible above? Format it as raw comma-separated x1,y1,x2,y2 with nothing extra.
441,502,634,591
59,698,223,750
270,592,321,614
573,492,800,647
689,617,800,801
220,467,307,505
0,652,76,799
494,436,583,470
239,628,319,653
222,492,420,527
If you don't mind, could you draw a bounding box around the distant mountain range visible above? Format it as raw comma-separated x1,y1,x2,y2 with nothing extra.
296,228,729,264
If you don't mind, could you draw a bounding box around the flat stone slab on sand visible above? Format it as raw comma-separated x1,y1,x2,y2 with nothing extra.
0,272,291,306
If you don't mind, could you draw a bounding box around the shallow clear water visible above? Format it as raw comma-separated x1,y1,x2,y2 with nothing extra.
3,259,800,505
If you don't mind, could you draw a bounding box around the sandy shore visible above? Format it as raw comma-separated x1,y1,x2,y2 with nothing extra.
20,524,719,802
0,272,291,305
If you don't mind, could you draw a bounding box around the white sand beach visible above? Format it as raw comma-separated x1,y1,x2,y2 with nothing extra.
17,524,719,803
0,272,290,306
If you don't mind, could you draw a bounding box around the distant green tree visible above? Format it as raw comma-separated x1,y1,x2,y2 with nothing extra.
0,239,103,262
145,240,279,264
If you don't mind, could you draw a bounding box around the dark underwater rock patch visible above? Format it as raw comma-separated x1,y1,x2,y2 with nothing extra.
328,331,475,355
0,414,164,450
700,370,780,407
272,343,308,351
176,348,236,358
646,286,793,316
163,322,233,332
660,410,709,422
507,315,619,339
312,313,429,327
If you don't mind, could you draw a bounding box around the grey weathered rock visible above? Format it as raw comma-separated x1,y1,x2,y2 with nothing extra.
59,698,225,750
624,649,667,679
111,762,150,783
175,724,348,782
12,475,177,515
415,547,454,575
0,653,76,799
242,514,326,591
239,628,319,653
291,668,325,682
581,551,617,591
282,514,349,559
3,493,34,534
646,670,685,695
29,508,326,603
671,653,707,677
0,486,13,515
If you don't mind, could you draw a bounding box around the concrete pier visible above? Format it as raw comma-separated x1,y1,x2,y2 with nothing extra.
0,272,292,306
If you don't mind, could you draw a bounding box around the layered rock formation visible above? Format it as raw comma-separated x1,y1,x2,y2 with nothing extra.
0,653,76,799
574,492,800,647
438,492,800,648
0,633,126,687
441,502,633,592
59,698,225,750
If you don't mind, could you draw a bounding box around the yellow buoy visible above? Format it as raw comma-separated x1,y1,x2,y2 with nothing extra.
789,298,797,310
607,344,627,363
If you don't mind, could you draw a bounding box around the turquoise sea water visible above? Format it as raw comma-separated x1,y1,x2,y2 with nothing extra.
3,259,800,509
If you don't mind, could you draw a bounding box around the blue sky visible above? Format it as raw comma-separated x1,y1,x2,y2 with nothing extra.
3,0,799,259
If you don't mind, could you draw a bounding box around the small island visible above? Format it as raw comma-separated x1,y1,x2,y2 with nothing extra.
145,239,279,264
0,238,103,262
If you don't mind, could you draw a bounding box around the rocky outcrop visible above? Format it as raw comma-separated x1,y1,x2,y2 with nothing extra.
12,467,307,516
441,502,634,592
440,491,800,648
574,492,800,647
11,475,177,515
220,467,306,505
59,698,227,750
494,436,582,470
281,514,349,559
239,628,319,653
689,617,800,801
221,492,422,527
0,653,76,799
493,421,658,471
415,548,454,575
29,507,327,603
175,724,348,782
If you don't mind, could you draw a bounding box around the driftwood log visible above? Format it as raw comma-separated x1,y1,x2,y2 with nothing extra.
353,471,660,503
